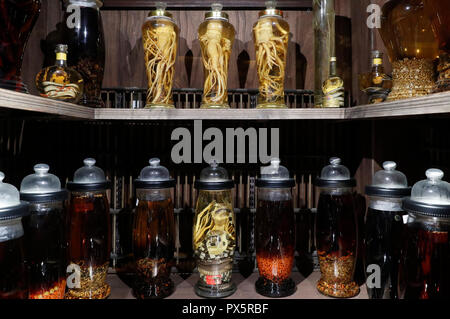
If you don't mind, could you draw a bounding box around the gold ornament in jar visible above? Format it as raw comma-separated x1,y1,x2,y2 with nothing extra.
198,3,235,109
142,2,179,108
253,1,289,108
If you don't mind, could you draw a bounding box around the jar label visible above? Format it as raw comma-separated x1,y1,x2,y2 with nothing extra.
205,274,222,285
373,58,382,65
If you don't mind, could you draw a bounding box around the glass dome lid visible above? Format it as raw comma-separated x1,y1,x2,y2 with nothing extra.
146,2,175,21
135,158,175,189
205,3,229,21
256,158,295,188
259,1,283,18
67,158,111,191
0,172,29,221
194,160,234,190
403,168,450,217
315,157,356,188
63,0,103,8
365,161,411,198
20,164,68,203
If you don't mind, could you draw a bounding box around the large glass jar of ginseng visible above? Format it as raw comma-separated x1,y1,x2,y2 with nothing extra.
400,169,450,299
193,161,236,298
255,158,296,297
132,158,175,299
142,2,179,108
20,164,68,299
253,1,289,109
0,172,29,299
315,157,359,298
198,3,235,109
65,158,111,299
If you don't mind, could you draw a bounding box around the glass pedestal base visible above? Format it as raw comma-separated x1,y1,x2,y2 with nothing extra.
200,103,230,109
256,103,287,109
145,103,175,109
255,277,296,298
194,280,236,299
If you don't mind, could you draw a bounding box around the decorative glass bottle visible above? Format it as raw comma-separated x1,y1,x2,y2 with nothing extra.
35,44,84,103
0,0,41,93
313,0,335,108
20,164,68,299
142,2,179,108
358,51,393,104
253,1,289,109
379,0,438,101
63,0,105,107
198,3,235,109
65,158,111,299
322,57,344,108
193,161,236,298
255,158,296,297
132,158,176,299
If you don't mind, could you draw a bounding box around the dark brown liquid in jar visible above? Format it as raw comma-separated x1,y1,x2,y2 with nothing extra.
0,236,28,299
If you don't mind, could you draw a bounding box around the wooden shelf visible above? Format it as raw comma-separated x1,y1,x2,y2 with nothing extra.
1,88,450,121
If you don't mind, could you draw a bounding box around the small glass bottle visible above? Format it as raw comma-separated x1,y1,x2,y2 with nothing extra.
35,44,84,103
193,161,236,298
253,1,289,109
0,171,29,299
132,158,176,299
322,57,344,108
198,3,235,109
142,2,179,108
359,51,393,104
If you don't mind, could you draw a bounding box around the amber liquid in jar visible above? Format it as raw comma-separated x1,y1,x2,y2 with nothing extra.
198,19,235,108
0,236,28,299
66,191,111,299
132,197,175,299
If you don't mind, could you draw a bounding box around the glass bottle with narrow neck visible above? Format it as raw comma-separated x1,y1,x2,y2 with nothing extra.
322,57,344,108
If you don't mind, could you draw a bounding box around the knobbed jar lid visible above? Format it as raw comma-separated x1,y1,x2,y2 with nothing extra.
205,3,229,21
256,158,295,188
20,164,68,203
64,0,103,8
135,158,175,189
259,0,283,18
315,157,356,188
194,160,234,190
146,2,174,21
403,169,450,217
67,158,111,191
0,172,29,221
365,161,411,198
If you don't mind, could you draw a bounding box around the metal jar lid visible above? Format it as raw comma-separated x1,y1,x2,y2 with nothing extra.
205,3,229,21
258,1,283,18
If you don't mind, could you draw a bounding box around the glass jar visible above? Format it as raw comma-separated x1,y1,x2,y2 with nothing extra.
193,161,236,298
20,164,68,299
65,158,111,299
315,157,359,298
0,0,41,93
198,3,235,109
364,161,410,299
0,172,29,299
400,169,450,299
255,158,296,297
132,158,175,299
142,2,179,108
358,51,393,104
253,1,289,109
62,0,105,107
379,0,439,100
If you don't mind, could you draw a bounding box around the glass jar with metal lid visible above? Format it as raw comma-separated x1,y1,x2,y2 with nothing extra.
0,171,29,299
315,157,359,298
364,161,410,299
20,164,68,299
132,158,176,299
400,169,450,299
193,160,236,298
255,158,296,297
198,3,235,109
142,2,179,108
253,1,290,109
65,158,111,299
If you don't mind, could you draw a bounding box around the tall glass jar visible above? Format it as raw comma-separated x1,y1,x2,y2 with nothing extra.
255,158,296,297
0,0,41,93
400,169,450,299
315,157,359,298
364,161,410,299
62,0,105,107
142,2,179,109
253,1,289,109
198,3,235,109
0,172,29,299
65,158,111,299
193,161,236,298
20,164,68,299
132,158,175,299
379,0,438,101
